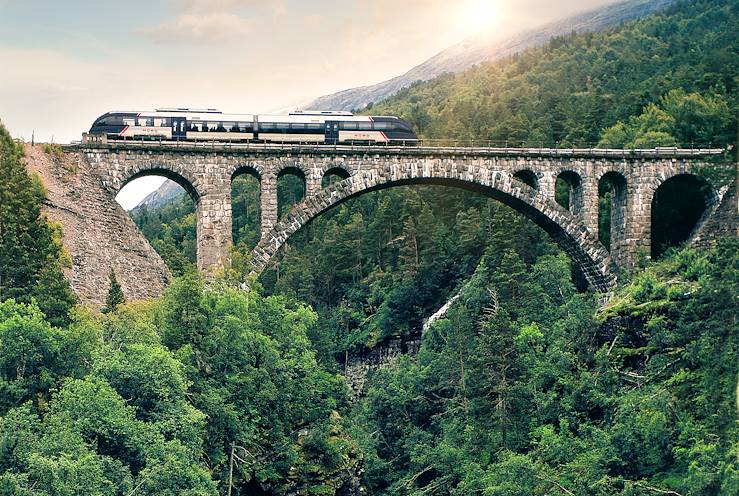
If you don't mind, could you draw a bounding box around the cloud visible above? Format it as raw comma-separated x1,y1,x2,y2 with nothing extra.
138,12,252,43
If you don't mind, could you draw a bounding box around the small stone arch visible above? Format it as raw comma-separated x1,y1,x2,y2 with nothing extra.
512,169,539,190
231,163,263,182
650,173,717,258
597,170,628,255
251,167,618,292
231,165,262,250
117,166,200,204
322,166,352,188
276,166,307,219
555,170,583,215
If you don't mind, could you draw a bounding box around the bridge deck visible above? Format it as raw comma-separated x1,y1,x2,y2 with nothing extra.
67,140,727,159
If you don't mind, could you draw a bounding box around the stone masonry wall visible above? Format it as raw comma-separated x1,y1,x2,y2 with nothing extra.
81,143,731,294
24,145,170,308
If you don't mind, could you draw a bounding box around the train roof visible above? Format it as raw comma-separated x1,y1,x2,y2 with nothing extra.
103,109,404,123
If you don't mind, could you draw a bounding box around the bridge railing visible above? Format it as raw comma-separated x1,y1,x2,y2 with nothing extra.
67,136,730,158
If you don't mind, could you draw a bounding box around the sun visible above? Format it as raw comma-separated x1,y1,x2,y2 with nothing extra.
460,0,498,35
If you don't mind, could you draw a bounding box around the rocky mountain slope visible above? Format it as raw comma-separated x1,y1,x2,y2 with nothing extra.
24,145,171,306
304,0,675,111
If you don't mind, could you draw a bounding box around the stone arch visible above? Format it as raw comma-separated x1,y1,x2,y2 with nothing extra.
276,166,307,219
597,171,628,257
650,173,717,258
512,169,539,190
110,163,201,202
322,166,352,188
231,163,263,182
231,165,262,250
251,167,618,292
555,170,583,215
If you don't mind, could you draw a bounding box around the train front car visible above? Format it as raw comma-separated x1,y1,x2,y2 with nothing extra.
88,112,137,138
329,115,418,145
367,116,417,145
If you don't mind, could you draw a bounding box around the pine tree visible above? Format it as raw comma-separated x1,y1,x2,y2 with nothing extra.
103,269,125,313
0,123,76,326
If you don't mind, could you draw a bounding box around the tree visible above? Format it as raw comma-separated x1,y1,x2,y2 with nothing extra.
0,124,76,326
103,270,125,314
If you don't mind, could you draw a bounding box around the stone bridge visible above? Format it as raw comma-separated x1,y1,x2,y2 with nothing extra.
79,142,730,292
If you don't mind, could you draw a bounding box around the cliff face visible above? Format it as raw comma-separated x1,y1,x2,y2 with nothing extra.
304,0,675,112
23,145,170,308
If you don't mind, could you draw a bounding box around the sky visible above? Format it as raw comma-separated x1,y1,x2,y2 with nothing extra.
0,0,615,208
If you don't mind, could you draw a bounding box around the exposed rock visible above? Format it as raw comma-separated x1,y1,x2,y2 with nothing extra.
304,0,676,111
343,335,422,401
23,145,170,308
130,178,186,213
690,179,739,248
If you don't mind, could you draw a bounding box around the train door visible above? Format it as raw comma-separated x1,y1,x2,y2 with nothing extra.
325,121,340,144
172,117,186,140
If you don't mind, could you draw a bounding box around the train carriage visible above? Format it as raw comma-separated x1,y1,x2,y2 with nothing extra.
88,108,418,145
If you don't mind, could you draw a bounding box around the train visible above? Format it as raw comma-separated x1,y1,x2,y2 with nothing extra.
87,108,418,145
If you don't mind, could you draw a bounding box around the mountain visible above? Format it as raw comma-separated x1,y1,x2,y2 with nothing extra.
131,179,185,212
304,0,676,112
136,0,675,211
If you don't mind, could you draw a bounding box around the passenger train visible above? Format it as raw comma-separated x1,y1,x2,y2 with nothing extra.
88,108,418,145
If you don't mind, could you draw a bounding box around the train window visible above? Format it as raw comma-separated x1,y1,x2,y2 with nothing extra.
190,122,202,132
343,122,358,130
372,122,392,130
123,118,136,126
223,121,235,131
137,117,153,127
358,122,373,131
154,118,165,127
101,115,124,126
306,123,322,131
292,123,305,130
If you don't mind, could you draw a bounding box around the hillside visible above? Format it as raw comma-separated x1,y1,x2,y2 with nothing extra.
1,0,738,493
304,0,676,111
130,179,185,213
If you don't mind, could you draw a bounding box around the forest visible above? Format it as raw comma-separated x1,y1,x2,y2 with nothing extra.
1,0,737,494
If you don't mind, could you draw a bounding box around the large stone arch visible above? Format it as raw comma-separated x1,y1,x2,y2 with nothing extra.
649,172,720,258
106,161,202,202
251,166,619,292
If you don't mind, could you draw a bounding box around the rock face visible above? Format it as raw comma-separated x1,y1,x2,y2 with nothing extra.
690,179,739,248
304,0,675,111
343,335,422,401
130,178,185,213
23,145,170,308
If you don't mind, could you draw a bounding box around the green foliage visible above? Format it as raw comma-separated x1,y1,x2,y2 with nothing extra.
41,143,63,160
131,196,198,277
0,124,76,326
3,1,734,494
353,239,738,495
598,89,732,148
0,277,361,494
369,0,737,148
103,270,125,314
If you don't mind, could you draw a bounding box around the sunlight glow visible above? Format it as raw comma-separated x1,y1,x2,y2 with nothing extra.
460,0,499,35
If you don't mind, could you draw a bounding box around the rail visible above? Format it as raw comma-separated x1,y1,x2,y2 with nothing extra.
61,137,729,158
